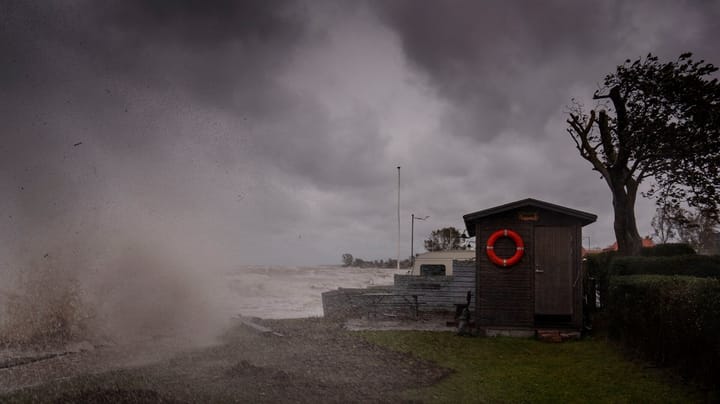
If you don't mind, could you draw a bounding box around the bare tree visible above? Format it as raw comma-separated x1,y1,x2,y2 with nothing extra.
568,53,720,255
651,204,679,244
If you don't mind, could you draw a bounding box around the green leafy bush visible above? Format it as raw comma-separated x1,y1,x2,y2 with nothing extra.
609,255,720,278
586,248,716,310
608,275,720,389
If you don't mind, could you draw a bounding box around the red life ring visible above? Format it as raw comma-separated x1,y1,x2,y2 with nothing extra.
486,229,524,267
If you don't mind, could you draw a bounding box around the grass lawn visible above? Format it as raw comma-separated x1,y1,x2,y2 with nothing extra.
360,331,706,403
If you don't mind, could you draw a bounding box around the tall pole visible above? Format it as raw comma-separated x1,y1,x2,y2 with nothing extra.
411,213,414,268
397,166,401,271
410,214,428,270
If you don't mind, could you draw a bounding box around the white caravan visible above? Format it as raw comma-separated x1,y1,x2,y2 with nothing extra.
410,250,475,276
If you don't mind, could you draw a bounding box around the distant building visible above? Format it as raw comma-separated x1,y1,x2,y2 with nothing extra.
581,247,604,257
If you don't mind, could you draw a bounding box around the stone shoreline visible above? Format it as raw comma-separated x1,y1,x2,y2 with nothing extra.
0,316,452,403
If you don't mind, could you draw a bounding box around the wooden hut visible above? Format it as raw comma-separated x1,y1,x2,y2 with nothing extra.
463,198,596,331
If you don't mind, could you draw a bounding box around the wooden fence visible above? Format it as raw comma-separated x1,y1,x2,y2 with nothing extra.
322,260,476,319
393,260,475,312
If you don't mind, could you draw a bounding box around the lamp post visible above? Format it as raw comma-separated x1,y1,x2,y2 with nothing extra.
411,214,429,267
397,166,401,271
460,230,474,250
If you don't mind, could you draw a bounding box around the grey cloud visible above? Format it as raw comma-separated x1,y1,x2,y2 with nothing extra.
0,1,311,253
0,0,315,193
249,100,390,191
1,0,385,192
1,0,307,116
3,0,718,269
370,0,720,141
1,0,394,268
106,0,305,45
370,0,624,139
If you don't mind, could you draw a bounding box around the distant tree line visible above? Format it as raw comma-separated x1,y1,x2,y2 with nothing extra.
340,253,411,268
424,227,469,251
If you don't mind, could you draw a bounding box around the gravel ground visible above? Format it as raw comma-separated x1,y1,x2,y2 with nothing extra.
0,317,452,403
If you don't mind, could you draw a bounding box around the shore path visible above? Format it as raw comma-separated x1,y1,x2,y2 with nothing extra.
0,317,451,403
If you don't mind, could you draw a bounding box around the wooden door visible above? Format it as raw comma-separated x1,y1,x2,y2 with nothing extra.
534,227,573,314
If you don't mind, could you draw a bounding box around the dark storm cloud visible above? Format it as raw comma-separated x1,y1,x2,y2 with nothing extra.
1,0,392,193
371,0,720,141
5,0,718,267
0,0,307,127
95,0,306,107
1,0,398,267
0,0,312,251
0,0,357,203
109,0,304,44
369,0,619,139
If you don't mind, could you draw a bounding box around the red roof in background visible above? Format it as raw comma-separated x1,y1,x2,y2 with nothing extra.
603,237,655,252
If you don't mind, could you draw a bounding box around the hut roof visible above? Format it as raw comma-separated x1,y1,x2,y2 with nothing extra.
463,198,597,236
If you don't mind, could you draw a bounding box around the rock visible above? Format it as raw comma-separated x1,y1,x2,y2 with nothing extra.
65,341,95,353
560,332,581,341
536,330,562,343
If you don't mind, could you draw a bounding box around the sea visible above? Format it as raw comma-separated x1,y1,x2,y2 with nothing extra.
223,265,405,319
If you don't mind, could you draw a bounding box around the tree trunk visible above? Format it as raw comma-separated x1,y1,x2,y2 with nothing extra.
611,180,643,256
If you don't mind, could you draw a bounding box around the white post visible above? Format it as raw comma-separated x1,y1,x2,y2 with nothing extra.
397,166,401,271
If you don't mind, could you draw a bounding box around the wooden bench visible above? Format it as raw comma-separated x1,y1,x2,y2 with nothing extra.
361,293,425,319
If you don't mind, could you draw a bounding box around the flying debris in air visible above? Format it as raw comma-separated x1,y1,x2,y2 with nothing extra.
73,142,83,147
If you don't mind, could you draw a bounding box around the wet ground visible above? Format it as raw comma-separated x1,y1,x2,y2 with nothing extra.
0,317,452,403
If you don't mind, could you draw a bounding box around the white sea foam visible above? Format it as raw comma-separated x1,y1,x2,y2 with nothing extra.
223,265,403,319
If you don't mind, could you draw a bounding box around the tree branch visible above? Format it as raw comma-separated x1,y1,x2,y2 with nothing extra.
592,90,611,100
566,111,611,181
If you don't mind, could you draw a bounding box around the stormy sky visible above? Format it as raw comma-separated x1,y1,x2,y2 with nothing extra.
2,0,720,267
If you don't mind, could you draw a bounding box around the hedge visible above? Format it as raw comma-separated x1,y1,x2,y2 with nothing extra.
640,243,696,256
608,275,720,389
584,244,708,309
609,255,720,278
586,244,697,278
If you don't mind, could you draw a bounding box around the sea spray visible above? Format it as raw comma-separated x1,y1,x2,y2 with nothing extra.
0,258,94,348
0,239,233,350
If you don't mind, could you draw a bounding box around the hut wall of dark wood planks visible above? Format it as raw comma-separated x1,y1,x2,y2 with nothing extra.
463,198,597,330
